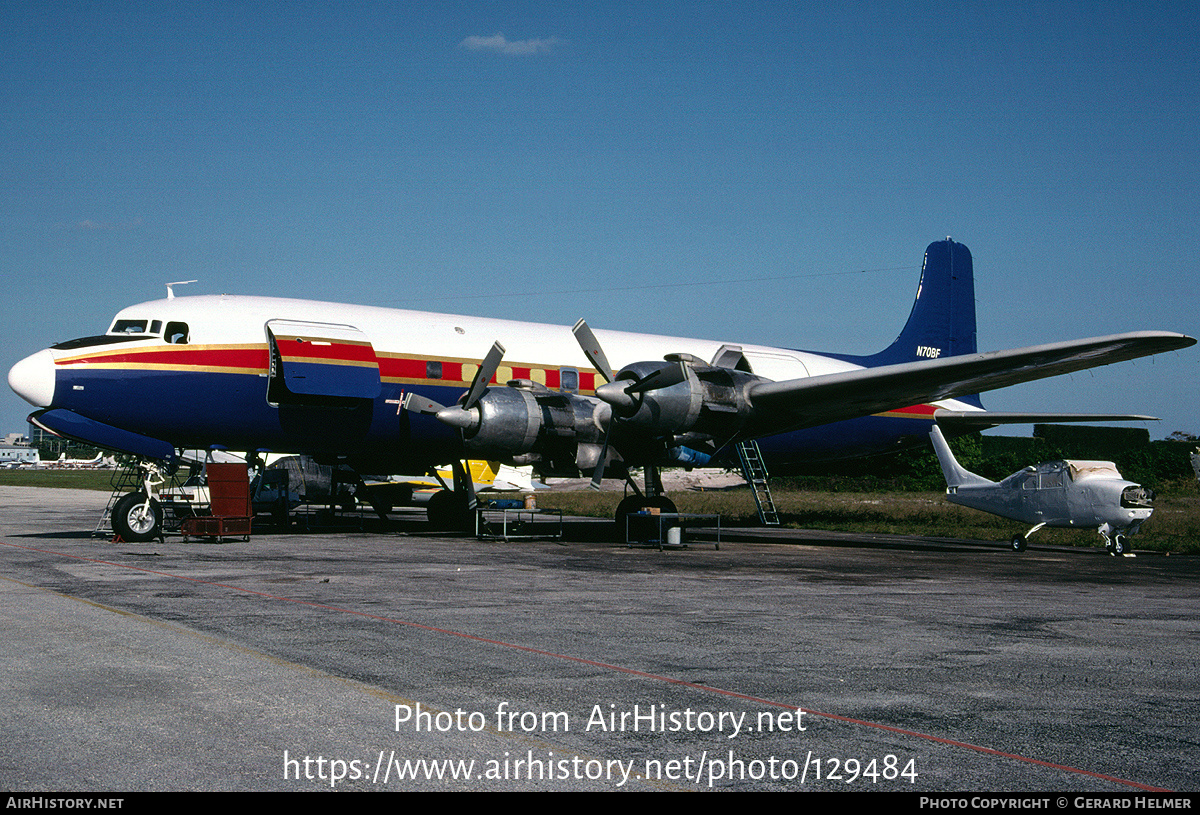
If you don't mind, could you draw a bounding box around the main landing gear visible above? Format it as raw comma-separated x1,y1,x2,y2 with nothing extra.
425,460,478,532
1009,521,1045,553
613,463,677,532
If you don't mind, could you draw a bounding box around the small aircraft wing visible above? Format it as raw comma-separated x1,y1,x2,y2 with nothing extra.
745,331,1194,437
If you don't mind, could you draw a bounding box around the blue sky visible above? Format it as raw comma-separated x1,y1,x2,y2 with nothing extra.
3,1,1197,439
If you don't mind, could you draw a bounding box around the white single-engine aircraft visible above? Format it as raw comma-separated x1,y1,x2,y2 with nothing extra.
929,425,1155,555
8,239,1195,538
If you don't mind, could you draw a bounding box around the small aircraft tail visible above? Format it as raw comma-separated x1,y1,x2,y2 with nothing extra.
928,425,994,490
860,239,978,368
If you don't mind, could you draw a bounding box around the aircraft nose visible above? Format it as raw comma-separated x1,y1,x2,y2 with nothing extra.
8,349,57,408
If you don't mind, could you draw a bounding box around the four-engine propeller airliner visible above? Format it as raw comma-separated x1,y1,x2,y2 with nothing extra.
8,239,1195,538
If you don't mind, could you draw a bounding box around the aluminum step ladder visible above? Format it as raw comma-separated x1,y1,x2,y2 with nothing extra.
94,462,144,537
736,439,779,526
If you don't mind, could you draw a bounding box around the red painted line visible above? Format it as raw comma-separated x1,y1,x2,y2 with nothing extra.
0,538,1169,792
60,347,271,370
276,338,377,364
886,404,940,416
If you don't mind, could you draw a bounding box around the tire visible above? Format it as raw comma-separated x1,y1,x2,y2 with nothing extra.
112,492,163,542
1010,534,1027,553
615,495,678,540
1113,534,1128,556
426,490,471,532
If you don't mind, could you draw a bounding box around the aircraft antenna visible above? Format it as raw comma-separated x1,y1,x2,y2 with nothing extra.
166,280,198,300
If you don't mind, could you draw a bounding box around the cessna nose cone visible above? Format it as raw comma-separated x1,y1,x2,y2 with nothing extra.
8,349,56,408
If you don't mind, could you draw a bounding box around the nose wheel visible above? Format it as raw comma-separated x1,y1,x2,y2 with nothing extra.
111,491,163,542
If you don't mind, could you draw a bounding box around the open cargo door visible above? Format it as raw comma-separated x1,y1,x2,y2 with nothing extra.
266,320,381,400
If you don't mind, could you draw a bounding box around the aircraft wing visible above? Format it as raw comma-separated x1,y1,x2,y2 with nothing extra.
744,331,1194,437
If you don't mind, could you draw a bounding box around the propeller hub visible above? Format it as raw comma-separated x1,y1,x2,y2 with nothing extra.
435,405,478,431
595,380,636,411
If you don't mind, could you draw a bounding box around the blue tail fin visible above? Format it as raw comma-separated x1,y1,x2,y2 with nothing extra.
860,239,977,366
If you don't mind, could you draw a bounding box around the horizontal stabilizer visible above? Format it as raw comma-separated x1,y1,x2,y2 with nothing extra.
933,410,1159,429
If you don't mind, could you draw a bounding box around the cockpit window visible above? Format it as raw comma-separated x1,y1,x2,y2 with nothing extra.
111,319,150,335
165,322,189,344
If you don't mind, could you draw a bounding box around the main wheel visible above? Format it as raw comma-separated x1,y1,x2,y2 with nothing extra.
1112,534,1128,556
1010,534,1027,553
426,490,472,532
112,492,163,542
615,495,678,540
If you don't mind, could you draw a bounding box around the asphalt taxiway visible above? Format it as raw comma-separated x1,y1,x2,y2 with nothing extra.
1,486,1197,792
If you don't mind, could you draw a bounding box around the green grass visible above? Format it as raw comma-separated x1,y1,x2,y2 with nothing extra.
0,469,116,491
527,483,1200,554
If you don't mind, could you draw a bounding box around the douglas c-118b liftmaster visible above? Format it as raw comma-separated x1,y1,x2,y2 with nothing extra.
8,240,1195,539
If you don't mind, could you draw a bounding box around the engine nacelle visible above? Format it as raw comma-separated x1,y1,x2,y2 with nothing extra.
609,361,766,442
460,386,542,454
455,384,611,473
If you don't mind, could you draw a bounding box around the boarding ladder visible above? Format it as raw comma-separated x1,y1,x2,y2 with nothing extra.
94,462,145,537
736,439,779,526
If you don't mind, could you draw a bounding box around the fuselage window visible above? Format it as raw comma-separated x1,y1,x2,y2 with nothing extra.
1040,470,1064,489
165,322,189,344
426,360,443,380
559,368,579,393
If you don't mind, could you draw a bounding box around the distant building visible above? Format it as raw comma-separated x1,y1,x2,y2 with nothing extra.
0,445,40,466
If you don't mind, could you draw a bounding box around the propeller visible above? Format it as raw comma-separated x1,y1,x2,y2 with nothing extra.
572,320,690,411
571,320,696,488
571,319,614,385
402,340,506,432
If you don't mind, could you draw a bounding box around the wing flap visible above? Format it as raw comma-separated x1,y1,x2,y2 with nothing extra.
745,331,1193,437
933,410,1159,429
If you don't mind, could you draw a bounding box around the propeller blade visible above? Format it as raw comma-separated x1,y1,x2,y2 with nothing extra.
401,392,446,415
572,319,614,384
589,420,614,490
463,341,505,410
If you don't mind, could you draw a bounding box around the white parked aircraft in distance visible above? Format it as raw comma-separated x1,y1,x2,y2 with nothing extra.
7,239,1195,538
50,451,105,468
928,425,1155,555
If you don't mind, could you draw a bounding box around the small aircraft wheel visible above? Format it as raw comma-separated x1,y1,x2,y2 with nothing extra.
1010,534,1027,553
427,490,471,532
112,492,163,542
1112,534,1128,556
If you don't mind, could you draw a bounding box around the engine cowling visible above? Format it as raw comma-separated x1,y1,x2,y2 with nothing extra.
448,383,612,473
601,360,767,443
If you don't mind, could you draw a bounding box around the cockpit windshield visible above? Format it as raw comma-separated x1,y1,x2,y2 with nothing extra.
110,319,159,335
